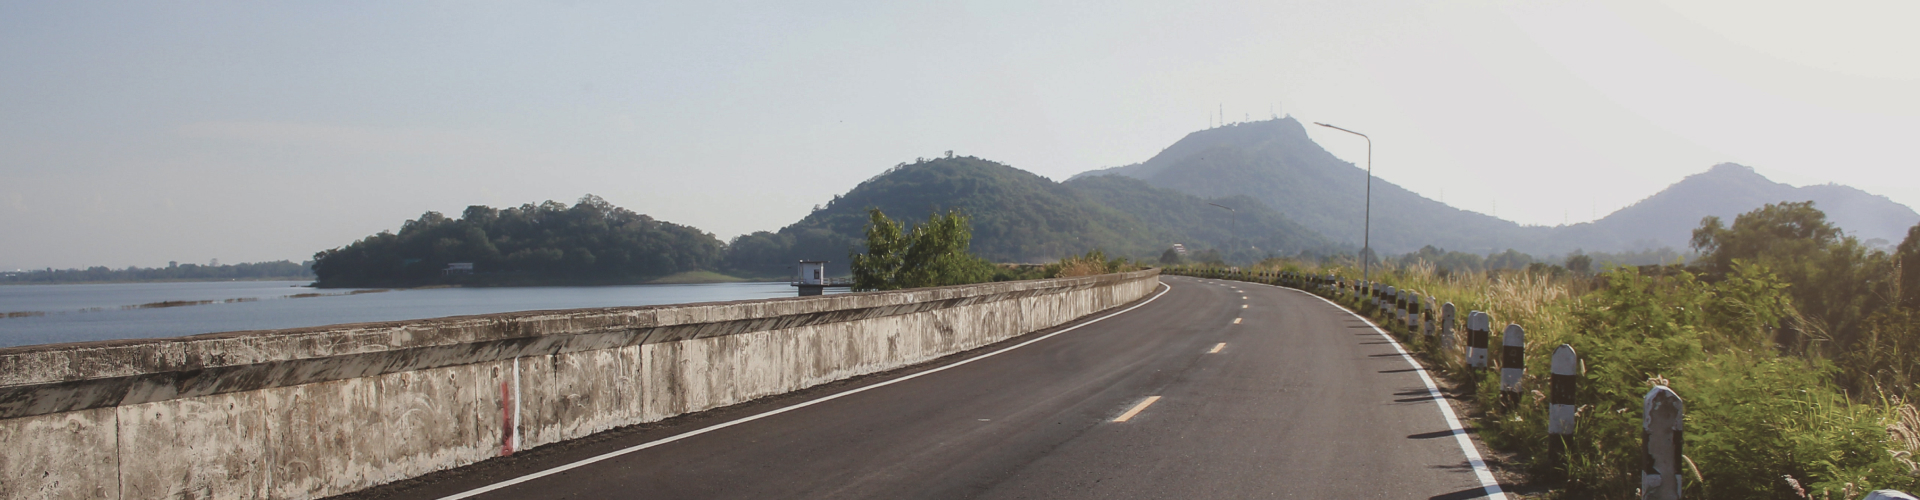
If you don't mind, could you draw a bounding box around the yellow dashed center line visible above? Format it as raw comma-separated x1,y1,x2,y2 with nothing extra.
1208,343,1226,353
1113,396,1162,422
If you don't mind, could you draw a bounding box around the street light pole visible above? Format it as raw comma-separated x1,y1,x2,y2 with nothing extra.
1314,122,1372,283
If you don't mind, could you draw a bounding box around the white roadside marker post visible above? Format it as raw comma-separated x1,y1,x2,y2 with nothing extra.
1548,344,1578,472
1500,324,1526,408
1440,302,1457,352
1390,286,1405,326
1642,386,1685,500
1465,311,1491,371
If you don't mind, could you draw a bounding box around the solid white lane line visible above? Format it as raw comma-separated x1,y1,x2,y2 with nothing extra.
1208,343,1225,354
1112,396,1162,422
439,282,1176,500
1282,286,1508,500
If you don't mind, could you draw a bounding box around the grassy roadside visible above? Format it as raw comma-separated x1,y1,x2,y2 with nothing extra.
1169,263,1920,499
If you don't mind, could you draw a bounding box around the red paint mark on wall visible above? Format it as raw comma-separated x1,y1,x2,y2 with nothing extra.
500,380,515,456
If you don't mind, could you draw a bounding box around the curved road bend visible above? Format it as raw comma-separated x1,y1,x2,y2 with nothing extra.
387,275,1503,499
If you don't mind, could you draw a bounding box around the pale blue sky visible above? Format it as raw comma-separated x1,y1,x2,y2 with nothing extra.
4,1,1916,269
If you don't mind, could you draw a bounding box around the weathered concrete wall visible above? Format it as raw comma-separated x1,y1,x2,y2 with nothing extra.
0,269,1159,499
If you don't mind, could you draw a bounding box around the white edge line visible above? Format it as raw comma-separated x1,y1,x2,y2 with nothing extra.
440,281,1175,500
1234,277,1508,500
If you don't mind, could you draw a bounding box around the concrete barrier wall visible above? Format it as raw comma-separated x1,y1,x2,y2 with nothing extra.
0,269,1160,499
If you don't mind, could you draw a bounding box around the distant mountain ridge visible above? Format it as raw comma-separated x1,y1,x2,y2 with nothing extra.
1570,163,1920,249
1077,117,1551,255
1073,117,1918,256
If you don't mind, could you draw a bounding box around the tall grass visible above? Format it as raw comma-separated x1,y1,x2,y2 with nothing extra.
1169,262,1920,498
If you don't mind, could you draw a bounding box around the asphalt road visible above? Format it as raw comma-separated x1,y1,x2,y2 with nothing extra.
378,275,1504,499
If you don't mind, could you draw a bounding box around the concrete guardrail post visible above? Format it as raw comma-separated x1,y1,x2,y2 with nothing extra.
1500,324,1525,408
1548,344,1577,470
1422,295,1436,338
1392,288,1406,328
1390,286,1405,323
1642,385,1684,500
1403,290,1417,332
1440,302,1456,350
1466,311,1491,371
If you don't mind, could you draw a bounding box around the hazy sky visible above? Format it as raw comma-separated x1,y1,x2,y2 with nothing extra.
5,1,1917,270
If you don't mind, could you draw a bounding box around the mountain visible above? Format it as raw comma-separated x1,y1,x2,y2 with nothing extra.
1566,163,1919,250
722,156,1338,277
1076,117,1919,257
1076,117,1550,255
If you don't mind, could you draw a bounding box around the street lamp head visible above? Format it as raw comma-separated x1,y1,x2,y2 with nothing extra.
1315,122,1367,138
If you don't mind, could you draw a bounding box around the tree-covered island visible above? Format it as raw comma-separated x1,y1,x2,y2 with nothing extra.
311,195,725,288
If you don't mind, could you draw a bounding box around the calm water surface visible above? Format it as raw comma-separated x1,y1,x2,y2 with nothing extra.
0,281,836,348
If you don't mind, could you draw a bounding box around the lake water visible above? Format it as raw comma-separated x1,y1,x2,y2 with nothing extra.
0,280,838,348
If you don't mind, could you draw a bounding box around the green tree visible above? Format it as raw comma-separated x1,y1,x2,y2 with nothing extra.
851,208,907,291
1158,247,1183,265
1690,202,1907,397
1897,223,1920,310
850,208,994,291
1564,252,1592,275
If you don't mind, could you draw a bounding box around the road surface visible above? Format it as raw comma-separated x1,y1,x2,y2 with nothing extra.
353,275,1504,499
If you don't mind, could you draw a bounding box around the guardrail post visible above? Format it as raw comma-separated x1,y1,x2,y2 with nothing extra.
1642,386,1684,500
1466,311,1490,371
1500,324,1525,408
1422,295,1436,338
1440,302,1457,350
1390,284,1405,321
1403,290,1417,332
1548,344,1577,471
1392,288,1405,328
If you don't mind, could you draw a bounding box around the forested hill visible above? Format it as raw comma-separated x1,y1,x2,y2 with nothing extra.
311,195,723,287
723,156,1339,278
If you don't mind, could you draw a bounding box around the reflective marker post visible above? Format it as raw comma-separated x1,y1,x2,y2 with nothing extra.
1465,311,1491,371
1500,324,1526,408
1548,344,1578,472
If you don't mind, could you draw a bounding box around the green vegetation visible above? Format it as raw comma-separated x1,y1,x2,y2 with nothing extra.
1,260,313,284
312,195,724,288
849,208,995,291
1170,202,1920,498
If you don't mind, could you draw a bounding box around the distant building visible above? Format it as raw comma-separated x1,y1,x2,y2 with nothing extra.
443,262,474,276
791,260,850,296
